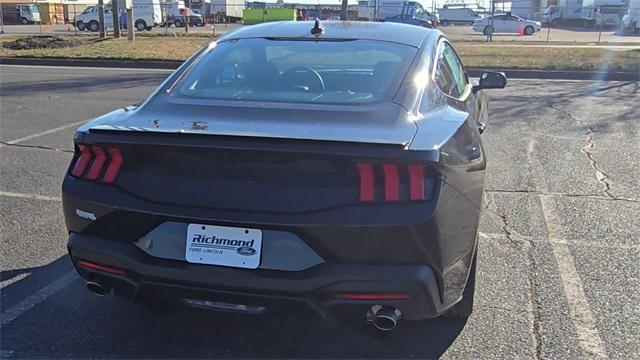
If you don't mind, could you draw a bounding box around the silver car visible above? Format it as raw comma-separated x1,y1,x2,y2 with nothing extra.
473,13,541,35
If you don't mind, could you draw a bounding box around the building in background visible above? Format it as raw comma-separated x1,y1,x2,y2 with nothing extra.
246,0,359,20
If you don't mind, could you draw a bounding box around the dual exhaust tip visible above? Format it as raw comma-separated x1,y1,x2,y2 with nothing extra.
85,281,402,331
85,281,110,296
367,305,402,331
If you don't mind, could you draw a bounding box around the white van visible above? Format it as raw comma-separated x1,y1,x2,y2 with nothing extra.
437,7,482,25
74,0,162,32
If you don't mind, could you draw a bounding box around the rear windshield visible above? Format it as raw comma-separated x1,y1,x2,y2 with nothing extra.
176,38,417,104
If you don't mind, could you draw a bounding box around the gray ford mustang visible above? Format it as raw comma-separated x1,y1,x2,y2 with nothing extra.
62,20,506,331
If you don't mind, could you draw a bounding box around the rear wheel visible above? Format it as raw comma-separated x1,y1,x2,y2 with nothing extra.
443,246,477,319
21,17,29,25
135,19,146,31
174,19,184,27
524,25,535,35
76,21,85,31
483,25,494,36
441,20,449,26
88,20,99,32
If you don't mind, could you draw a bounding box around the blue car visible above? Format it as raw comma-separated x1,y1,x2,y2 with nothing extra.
384,14,433,28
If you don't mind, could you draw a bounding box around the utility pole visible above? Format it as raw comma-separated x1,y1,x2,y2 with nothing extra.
488,0,495,42
112,0,120,38
374,0,379,21
340,0,348,20
432,0,437,28
183,0,190,33
98,0,105,38
0,6,4,34
126,0,134,41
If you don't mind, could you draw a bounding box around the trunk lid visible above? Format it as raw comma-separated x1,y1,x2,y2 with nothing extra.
89,98,417,146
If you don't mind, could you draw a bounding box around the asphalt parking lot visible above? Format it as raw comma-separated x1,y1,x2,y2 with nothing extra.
1,65,638,359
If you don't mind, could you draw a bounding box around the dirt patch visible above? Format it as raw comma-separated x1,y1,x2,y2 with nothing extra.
2,36,83,50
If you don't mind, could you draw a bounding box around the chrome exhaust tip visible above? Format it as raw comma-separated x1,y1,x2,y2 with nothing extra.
85,281,110,296
367,305,402,331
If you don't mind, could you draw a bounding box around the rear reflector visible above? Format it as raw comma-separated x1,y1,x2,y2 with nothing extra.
337,293,411,301
357,163,375,202
70,144,124,183
77,260,125,275
382,164,400,201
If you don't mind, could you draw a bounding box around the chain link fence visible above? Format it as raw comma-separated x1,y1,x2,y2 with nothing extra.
0,2,638,43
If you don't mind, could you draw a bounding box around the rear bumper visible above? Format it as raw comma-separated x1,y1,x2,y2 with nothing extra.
68,232,450,321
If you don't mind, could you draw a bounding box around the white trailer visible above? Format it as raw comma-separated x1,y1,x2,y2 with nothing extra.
543,0,628,24
210,0,244,22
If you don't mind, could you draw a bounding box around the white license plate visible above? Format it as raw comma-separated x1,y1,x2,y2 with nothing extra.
186,224,262,269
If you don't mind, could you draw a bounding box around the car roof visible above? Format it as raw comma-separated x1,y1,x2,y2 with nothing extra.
218,21,438,48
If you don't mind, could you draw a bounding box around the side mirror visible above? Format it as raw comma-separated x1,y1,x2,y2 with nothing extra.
472,71,507,93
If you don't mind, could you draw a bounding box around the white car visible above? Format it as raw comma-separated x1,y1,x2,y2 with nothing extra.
74,6,113,32
473,13,541,35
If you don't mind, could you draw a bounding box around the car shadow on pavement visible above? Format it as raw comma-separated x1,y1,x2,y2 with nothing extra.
1,255,467,358
0,256,75,313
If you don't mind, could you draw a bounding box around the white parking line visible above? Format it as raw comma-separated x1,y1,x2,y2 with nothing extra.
0,271,78,327
0,120,87,147
529,136,608,359
0,191,61,202
539,196,608,358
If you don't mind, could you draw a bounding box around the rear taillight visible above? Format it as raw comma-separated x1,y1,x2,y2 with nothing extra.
356,163,434,202
70,144,124,183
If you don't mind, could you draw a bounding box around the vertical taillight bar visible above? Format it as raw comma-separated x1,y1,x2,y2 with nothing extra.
71,144,92,177
85,146,107,180
102,147,123,183
357,163,375,202
408,164,425,201
382,164,400,201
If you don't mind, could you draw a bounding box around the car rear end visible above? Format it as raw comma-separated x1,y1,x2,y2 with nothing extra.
63,24,482,326
64,123,481,318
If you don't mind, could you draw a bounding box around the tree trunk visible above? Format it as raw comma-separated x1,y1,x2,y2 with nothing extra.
340,0,348,20
98,0,105,38
112,0,120,38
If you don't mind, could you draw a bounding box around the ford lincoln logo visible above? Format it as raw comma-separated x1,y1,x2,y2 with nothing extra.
236,246,256,256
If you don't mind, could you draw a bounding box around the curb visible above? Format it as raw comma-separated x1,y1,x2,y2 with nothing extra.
1,57,638,81
0,57,182,70
466,68,639,81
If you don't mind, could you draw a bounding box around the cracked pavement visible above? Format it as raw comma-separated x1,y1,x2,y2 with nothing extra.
1,66,639,359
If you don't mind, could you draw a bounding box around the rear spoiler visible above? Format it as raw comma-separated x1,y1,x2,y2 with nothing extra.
80,128,440,162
